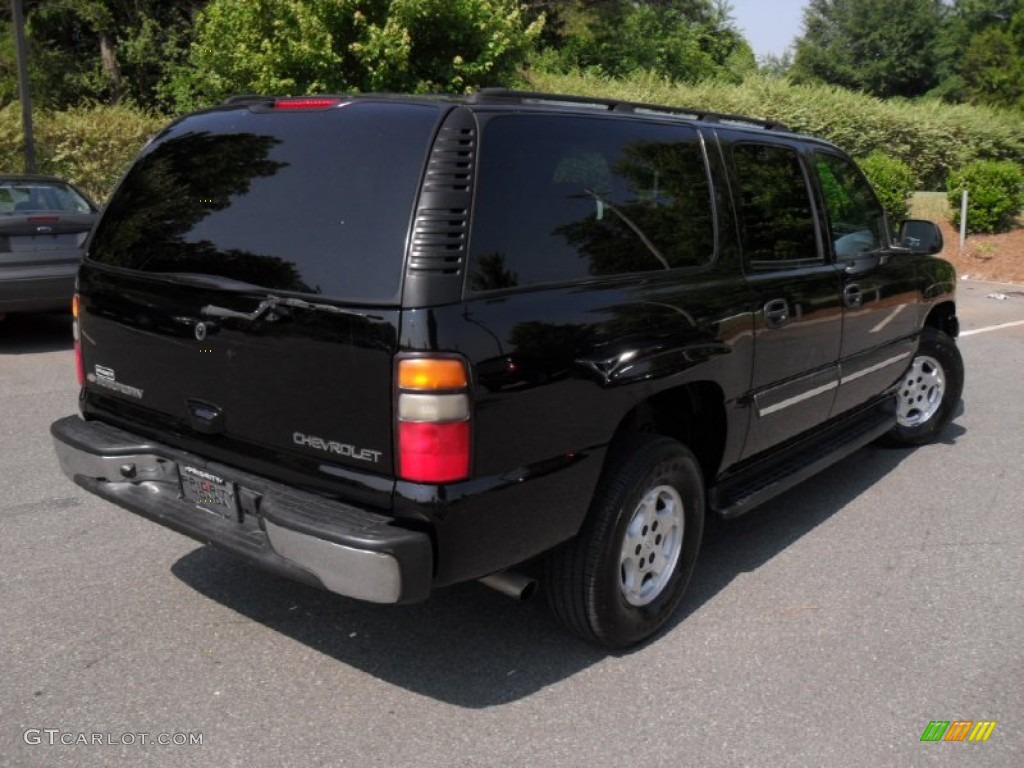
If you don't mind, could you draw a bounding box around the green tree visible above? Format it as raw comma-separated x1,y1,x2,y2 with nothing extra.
168,0,543,111
4,1,202,110
534,0,752,83
931,0,1023,102
357,0,544,92
758,49,793,79
961,26,1024,107
792,0,943,98
0,19,18,107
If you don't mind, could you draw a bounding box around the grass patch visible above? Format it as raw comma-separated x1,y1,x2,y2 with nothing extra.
910,192,952,222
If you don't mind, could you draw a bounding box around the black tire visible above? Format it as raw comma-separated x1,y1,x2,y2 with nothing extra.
545,435,705,649
881,327,964,447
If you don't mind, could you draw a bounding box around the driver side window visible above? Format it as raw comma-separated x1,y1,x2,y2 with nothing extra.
814,152,886,258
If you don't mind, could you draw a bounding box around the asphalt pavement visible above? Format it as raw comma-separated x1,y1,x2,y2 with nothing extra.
0,280,1021,767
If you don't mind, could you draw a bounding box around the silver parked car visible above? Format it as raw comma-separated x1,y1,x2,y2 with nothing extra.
0,175,99,320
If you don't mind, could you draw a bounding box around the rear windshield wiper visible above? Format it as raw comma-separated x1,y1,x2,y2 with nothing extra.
150,272,375,321
201,295,372,322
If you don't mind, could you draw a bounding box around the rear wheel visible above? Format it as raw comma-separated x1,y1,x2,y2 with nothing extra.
882,327,964,446
545,435,705,649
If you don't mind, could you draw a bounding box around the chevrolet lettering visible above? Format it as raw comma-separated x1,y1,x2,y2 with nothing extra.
51,90,963,648
292,432,382,463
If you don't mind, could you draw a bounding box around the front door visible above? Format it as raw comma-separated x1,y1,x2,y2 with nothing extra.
810,151,920,416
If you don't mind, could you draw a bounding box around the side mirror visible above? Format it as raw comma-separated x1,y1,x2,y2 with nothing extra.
898,219,943,255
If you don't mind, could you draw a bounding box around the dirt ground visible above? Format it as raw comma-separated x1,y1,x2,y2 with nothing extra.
937,221,1024,284
911,192,1024,284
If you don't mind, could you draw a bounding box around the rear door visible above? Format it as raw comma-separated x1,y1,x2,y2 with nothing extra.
726,139,843,458
79,100,444,491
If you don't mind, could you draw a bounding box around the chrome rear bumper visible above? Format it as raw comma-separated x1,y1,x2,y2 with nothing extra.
51,416,432,604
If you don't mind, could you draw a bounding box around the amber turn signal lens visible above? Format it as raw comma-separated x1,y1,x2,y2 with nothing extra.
398,359,467,390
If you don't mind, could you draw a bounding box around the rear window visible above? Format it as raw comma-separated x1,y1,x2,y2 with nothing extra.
467,115,715,292
731,143,820,267
0,180,94,214
87,102,441,303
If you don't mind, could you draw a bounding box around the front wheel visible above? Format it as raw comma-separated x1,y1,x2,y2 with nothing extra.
881,327,964,446
545,435,705,649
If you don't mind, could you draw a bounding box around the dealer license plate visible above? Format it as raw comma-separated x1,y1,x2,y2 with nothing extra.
180,465,237,519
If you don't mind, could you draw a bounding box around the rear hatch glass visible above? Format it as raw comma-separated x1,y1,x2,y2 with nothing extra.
87,100,442,303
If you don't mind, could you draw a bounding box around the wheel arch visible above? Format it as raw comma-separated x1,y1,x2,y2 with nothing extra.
609,381,727,488
924,300,958,340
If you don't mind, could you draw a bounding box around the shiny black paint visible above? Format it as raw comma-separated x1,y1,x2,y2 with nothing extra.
832,252,921,415
78,263,400,511
396,270,756,583
742,264,843,456
717,131,845,457
803,147,926,417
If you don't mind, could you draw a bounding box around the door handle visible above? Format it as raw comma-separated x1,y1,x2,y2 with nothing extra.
843,283,863,309
843,252,883,275
763,298,789,328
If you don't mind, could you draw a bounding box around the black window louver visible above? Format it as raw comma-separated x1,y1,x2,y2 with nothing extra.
409,208,469,275
408,118,476,277
423,124,476,193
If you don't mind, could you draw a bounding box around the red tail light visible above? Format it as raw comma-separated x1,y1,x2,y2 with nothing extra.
72,294,84,386
398,422,471,483
396,358,471,483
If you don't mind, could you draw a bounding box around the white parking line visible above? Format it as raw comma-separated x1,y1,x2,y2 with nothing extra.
960,319,1024,337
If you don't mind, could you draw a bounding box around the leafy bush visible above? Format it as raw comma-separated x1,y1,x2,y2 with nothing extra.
0,104,165,202
525,71,1024,188
946,160,1024,234
167,0,543,110
857,152,916,223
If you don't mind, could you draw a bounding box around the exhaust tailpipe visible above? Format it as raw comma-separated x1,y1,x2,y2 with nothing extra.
479,571,538,601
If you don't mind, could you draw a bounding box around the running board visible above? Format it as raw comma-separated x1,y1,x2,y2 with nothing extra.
709,400,896,519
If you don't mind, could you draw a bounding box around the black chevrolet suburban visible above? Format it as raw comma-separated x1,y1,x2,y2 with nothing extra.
51,90,963,648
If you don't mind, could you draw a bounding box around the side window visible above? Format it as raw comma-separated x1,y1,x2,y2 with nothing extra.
467,116,715,292
731,143,819,267
813,152,886,258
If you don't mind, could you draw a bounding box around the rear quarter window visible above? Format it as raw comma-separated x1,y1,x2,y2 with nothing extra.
87,102,441,304
467,115,716,292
